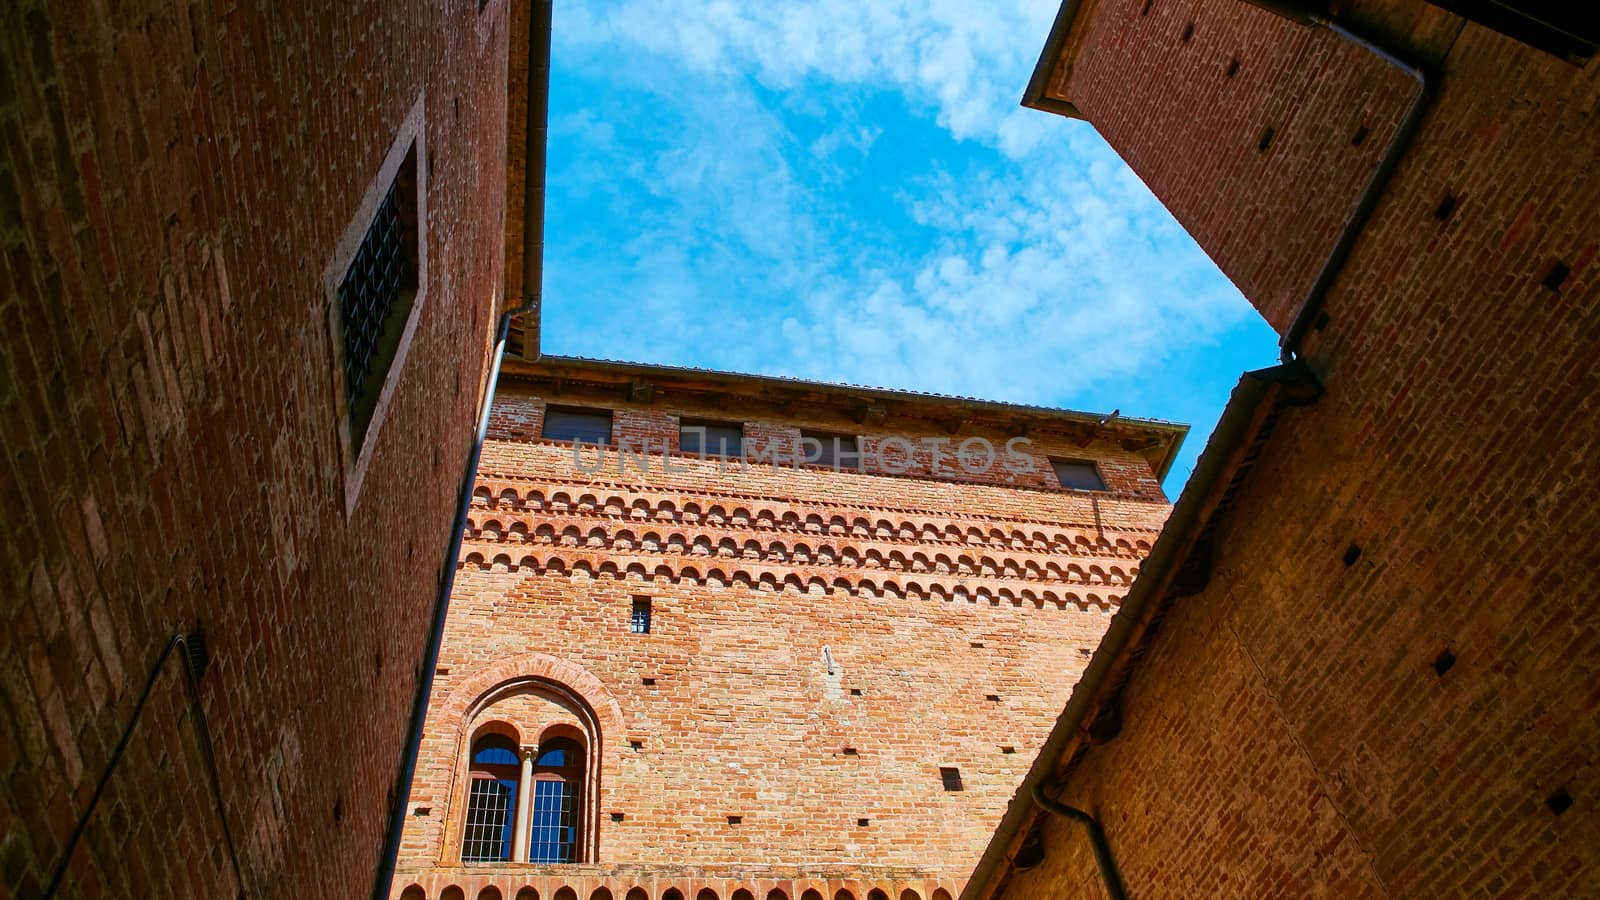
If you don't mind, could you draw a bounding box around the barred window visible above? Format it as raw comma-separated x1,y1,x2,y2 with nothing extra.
461,735,520,862
630,596,651,634
336,145,419,450
528,738,584,863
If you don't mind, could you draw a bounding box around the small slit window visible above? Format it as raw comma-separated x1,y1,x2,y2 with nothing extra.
940,766,964,791
802,431,860,470
542,407,613,445
1051,459,1107,491
630,597,652,634
680,420,744,457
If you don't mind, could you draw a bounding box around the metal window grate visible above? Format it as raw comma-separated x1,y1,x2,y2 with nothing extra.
630,597,651,634
338,180,406,418
461,777,515,862
527,778,576,863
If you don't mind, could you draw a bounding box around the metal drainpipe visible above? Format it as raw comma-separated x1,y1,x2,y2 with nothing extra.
370,312,514,900
1278,16,1435,364
1031,784,1127,900
371,0,550,894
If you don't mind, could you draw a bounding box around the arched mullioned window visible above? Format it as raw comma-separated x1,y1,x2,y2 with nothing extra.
462,734,521,861
528,737,585,862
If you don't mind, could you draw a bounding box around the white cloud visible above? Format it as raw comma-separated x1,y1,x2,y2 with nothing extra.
542,0,1274,452
558,0,1060,157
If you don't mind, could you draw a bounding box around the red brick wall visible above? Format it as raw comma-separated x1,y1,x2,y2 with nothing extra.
1,0,508,895
995,0,1599,897
394,384,1173,899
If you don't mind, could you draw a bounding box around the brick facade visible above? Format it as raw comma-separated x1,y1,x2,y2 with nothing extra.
979,0,1600,897
391,364,1178,900
1,0,509,895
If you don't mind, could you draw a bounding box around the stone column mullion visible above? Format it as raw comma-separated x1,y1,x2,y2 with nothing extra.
510,745,535,862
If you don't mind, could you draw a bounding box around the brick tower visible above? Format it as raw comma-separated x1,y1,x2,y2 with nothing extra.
388,357,1181,900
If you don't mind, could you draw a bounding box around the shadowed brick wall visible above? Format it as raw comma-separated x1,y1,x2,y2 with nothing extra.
989,0,1599,897
393,377,1176,900
1,0,508,895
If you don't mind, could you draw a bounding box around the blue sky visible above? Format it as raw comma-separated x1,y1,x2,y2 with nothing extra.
540,1,1279,494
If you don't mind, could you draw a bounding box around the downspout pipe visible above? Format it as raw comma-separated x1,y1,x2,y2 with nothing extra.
1031,784,1127,900
1278,15,1435,364
371,0,550,896
370,313,513,900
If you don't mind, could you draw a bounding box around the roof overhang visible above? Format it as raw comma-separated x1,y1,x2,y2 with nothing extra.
1020,0,1092,119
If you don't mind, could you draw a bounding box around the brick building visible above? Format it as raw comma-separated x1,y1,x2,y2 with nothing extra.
389,356,1182,899
9,0,1597,897
968,0,1600,897
1,0,527,896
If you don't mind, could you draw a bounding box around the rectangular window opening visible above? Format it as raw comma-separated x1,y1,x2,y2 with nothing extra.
542,406,614,445
679,418,745,457
630,596,652,634
802,430,861,470
1051,459,1107,492
940,766,965,791
337,143,420,452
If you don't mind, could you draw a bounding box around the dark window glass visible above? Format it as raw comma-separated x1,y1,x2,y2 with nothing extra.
631,597,651,634
1052,459,1107,491
940,766,964,791
680,420,744,456
802,431,860,470
541,407,613,444
471,742,520,766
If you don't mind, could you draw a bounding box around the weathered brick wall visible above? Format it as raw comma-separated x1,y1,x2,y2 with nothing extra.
996,0,1599,897
1,0,508,896
395,385,1174,900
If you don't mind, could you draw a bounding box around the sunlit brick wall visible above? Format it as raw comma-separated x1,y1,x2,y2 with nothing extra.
393,382,1174,900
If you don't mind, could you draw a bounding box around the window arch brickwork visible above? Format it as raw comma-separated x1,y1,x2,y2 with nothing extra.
413,653,628,867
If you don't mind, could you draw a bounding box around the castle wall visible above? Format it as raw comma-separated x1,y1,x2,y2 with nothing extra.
395,385,1174,900
989,0,1600,896
0,1,511,895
